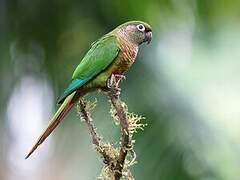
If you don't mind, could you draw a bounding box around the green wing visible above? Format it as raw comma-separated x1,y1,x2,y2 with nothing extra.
58,35,119,104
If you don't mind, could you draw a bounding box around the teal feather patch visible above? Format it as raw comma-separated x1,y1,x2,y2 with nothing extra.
57,78,89,104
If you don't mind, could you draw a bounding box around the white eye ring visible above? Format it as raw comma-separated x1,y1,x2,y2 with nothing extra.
137,24,145,32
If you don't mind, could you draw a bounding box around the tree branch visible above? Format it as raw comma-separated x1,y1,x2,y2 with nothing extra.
77,74,144,180
77,99,114,166
78,99,100,146
108,91,131,180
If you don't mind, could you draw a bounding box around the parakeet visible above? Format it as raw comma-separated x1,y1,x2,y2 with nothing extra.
25,20,152,159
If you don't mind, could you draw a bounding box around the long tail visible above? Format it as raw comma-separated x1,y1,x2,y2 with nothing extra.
25,91,77,159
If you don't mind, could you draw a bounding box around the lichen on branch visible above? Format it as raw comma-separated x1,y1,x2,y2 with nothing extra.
77,74,146,180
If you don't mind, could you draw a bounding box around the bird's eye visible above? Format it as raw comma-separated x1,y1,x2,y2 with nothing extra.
137,24,145,32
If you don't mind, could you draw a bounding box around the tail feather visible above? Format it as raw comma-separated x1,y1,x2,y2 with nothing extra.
25,92,76,159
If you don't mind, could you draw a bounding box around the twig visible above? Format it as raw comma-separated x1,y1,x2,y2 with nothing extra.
77,99,113,166
107,75,132,180
78,99,101,146
77,74,140,180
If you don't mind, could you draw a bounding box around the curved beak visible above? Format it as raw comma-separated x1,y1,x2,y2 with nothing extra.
144,31,152,44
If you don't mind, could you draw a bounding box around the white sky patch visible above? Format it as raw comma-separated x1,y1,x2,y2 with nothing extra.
6,75,54,180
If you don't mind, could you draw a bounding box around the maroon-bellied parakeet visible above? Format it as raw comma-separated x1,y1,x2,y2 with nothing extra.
26,21,152,159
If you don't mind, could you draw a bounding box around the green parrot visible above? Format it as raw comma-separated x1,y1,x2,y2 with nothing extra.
25,21,152,159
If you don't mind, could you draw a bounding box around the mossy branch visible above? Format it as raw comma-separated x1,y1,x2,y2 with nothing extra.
77,99,114,165
77,74,146,180
107,76,132,180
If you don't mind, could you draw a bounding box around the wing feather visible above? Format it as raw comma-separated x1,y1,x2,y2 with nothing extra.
58,35,119,103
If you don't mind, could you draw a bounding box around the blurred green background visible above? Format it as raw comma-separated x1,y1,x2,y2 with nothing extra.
1,0,240,179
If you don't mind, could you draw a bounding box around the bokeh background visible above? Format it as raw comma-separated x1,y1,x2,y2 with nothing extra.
1,0,240,179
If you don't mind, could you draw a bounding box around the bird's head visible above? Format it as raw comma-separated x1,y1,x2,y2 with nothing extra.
116,21,152,46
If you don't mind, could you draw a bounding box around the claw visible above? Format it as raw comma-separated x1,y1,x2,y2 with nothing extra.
107,74,125,89
107,75,114,88
115,74,125,86
107,74,125,96
114,74,126,80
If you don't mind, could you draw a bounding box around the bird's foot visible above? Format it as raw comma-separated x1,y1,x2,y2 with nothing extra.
107,74,125,88
107,74,125,96
114,74,126,82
